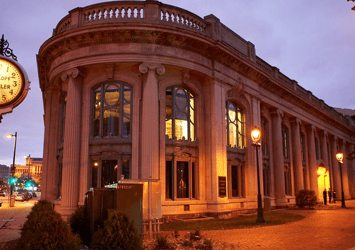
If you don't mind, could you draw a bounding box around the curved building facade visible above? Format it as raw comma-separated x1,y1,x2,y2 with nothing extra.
37,0,355,221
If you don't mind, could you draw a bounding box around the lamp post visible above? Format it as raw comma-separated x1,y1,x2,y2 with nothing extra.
25,154,31,179
251,127,265,223
6,132,17,207
335,152,346,208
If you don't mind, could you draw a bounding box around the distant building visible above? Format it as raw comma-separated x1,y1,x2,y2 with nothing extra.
37,1,355,222
14,158,42,185
0,164,10,184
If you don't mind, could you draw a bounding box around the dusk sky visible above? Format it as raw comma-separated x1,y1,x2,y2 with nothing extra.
1,0,355,166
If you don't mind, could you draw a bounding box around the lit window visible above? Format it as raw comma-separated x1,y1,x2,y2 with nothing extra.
165,86,195,141
226,101,245,148
92,82,132,138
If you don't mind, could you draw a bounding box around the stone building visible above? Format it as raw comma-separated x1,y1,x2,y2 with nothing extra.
37,1,355,221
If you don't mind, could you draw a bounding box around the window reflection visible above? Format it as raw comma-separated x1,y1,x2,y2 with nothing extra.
165,86,195,141
226,101,245,148
92,82,132,138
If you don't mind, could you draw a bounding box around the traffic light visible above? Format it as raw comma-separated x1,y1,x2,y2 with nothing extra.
9,177,17,185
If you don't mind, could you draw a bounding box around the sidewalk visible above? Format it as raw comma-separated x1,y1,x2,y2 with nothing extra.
0,195,37,244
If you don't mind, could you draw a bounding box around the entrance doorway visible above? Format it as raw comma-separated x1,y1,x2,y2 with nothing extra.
317,166,330,201
101,160,118,187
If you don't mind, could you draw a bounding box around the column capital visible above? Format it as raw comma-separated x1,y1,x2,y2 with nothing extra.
61,68,86,81
290,117,302,126
270,108,284,118
306,124,316,133
139,63,165,75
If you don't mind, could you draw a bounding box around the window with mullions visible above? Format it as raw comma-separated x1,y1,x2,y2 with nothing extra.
165,159,197,200
59,93,67,143
165,86,196,141
226,101,245,148
92,82,132,138
282,125,289,159
229,164,244,197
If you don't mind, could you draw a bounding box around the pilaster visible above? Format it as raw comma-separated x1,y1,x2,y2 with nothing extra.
60,68,85,219
270,109,286,206
139,63,165,180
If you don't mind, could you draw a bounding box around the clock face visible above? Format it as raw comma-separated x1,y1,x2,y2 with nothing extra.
0,58,25,107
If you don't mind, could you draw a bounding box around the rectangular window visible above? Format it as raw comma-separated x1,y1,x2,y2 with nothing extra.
231,165,239,197
177,161,189,198
282,125,289,159
263,164,270,196
166,161,173,200
122,159,130,179
192,162,196,199
101,160,117,187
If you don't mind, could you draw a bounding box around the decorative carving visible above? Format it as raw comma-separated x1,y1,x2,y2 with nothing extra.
270,108,284,118
182,71,190,84
105,64,115,79
227,77,244,99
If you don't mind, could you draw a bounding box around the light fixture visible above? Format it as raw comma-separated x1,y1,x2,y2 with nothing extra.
251,127,261,145
336,152,343,164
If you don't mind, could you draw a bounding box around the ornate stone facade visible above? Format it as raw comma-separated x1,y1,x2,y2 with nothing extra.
37,1,355,221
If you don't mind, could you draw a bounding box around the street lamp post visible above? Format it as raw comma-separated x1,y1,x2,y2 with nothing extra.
25,154,31,179
7,132,17,196
335,152,346,208
251,127,265,223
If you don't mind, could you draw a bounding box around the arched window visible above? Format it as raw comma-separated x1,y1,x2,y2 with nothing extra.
226,101,245,148
165,86,196,141
92,82,132,138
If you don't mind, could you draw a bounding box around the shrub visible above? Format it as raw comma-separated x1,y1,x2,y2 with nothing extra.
196,239,213,250
296,190,317,208
16,200,82,250
92,210,142,250
190,229,201,241
69,205,90,246
155,234,171,249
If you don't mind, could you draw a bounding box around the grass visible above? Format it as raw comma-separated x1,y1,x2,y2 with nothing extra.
161,211,305,231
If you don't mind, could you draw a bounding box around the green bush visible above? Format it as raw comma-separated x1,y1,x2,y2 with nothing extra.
296,190,317,208
16,200,82,250
92,210,143,250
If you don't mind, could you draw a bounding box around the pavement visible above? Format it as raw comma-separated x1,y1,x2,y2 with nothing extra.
0,194,38,246
1,196,355,250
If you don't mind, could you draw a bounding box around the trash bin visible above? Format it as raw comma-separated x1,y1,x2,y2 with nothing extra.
10,195,15,207
264,198,271,212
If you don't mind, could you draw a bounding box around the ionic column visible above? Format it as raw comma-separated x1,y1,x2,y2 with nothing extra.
60,68,84,217
290,118,303,193
270,109,286,205
139,63,165,180
306,125,318,194
347,143,355,198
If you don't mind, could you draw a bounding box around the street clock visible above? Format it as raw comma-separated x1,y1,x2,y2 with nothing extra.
0,55,30,118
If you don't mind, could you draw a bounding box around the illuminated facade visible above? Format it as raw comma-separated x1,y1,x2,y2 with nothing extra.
37,1,355,221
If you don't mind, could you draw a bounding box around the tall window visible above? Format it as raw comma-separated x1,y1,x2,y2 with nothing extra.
261,116,270,196
59,93,67,142
165,86,195,141
226,101,245,148
282,125,292,195
282,125,289,159
301,133,307,188
229,163,244,197
165,158,197,200
315,138,320,160
92,82,132,138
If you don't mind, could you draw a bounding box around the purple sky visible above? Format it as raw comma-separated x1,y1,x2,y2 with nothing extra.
1,0,355,166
